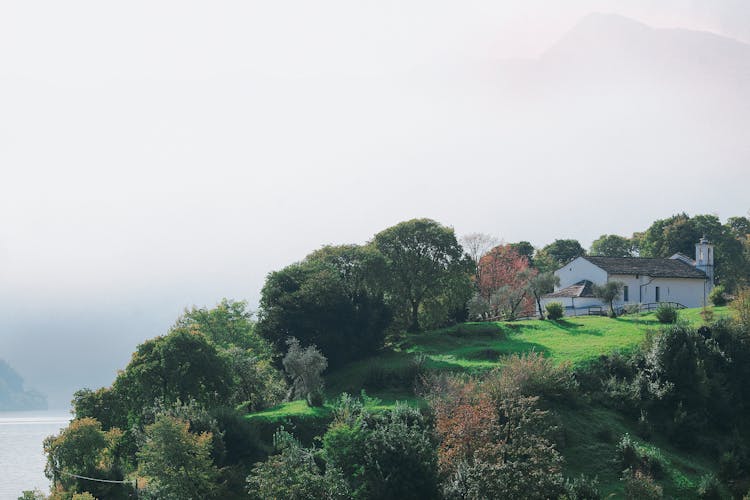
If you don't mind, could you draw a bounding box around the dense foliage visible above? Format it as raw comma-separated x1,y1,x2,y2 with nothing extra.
39,214,750,498
257,245,392,367
373,218,470,332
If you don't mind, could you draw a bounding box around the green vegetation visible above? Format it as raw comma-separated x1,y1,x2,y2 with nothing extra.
38,212,750,498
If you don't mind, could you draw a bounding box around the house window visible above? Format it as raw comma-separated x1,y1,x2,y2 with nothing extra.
623,286,629,302
655,286,660,302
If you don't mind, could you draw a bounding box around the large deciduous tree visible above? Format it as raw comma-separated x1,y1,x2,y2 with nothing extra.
540,239,586,267
374,219,469,332
113,329,231,416
460,232,500,278
44,418,126,499
590,234,634,257
473,244,537,320
257,244,392,366
137,415,220,500
639,213,749,291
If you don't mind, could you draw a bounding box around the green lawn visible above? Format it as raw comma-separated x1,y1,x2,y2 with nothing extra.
246,307,730,494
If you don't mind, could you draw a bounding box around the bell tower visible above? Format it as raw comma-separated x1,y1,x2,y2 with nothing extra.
695,236,715,289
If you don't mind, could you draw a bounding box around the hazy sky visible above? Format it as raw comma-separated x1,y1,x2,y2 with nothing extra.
1,1,749,406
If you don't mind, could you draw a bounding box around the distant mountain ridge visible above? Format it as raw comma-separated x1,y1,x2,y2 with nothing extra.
540,13,750,83
0,359,47,411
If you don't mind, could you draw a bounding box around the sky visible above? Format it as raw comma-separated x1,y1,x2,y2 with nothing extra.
1,1,749,407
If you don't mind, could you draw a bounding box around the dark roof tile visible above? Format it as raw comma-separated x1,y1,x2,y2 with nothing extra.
544,280,596,298
583,256,707,279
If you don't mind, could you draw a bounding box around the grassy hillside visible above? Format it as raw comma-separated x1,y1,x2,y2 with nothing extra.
253,307,729,417
248,307,731,497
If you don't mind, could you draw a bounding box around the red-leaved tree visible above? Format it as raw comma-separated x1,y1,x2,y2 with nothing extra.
475,245,537,319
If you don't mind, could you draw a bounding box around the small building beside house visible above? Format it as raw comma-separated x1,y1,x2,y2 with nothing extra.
540,238,714,316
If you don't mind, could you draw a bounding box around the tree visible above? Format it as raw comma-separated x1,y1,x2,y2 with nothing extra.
173,300,286,411
639,213,699,258
257,244,392,366
247,430,350,500
429,375,564,499
460,232,500,271
590,234,634,257
221,346,286,411
283,338,328,406
540,239,586,267
476,245,537,320
726,216,750,240
172,299,271,354
137,415,220,499
527,272,560,319
44,418,126,499
112,329,231,418
639,214,750,291
374,219,469,332
323,395,439,499
509,241,536,266
593,281,624,317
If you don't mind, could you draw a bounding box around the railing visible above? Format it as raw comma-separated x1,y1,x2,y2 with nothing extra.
562,302,688,317
633,302,686,312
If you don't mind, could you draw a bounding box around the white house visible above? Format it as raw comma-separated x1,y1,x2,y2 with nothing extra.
540,238,715,316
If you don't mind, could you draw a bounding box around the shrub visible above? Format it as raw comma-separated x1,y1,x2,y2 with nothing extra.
697,473,722,500
247,430,350,500
655,304,678,324
563,474,601,500
731,287,750,330
700,307,715,323
323,398,439,499
616,434,665,479
545,302,564,320
487,351,578,403
622,469,663,499
709,285,728,306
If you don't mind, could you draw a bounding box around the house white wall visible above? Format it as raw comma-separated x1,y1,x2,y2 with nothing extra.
608,274,708,309
636,277,707,308
554,257,607,289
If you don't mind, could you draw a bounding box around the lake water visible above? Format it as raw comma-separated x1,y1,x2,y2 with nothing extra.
0,410,71,499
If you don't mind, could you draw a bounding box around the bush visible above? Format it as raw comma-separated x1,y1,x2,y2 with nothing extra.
323,397,439,499
709,285,728,307
700,307,715,323
563,474,601,499
731,288,750,330
697,473,722,500
247,430,350,500
487,351,578,403
545,302,564,320
622,469,663,499
616,434,665,479
655,304,678,324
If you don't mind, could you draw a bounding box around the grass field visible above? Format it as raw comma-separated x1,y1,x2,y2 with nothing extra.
247,307,731,496
263,307,730,411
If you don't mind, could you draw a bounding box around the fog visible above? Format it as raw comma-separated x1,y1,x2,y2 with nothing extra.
1,1,749,407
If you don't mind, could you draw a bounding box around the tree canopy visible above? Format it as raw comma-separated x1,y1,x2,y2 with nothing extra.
590,234,634,257
540,239,586,268
373,218,469,332
257,244,392,367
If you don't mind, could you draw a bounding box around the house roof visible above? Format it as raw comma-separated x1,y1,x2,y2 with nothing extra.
544,280,596,298
582,256,707,279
